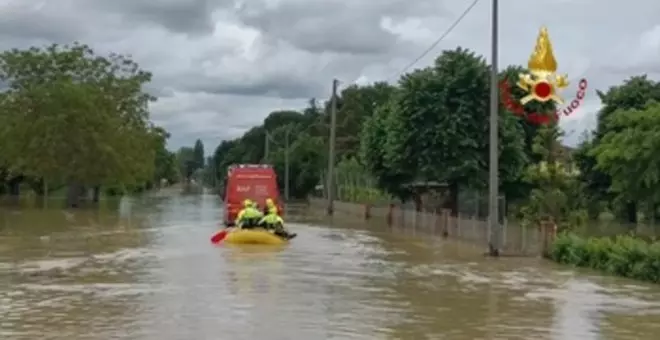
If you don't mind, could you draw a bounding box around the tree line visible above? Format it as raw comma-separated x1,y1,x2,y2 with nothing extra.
0,43,179,207
209,46,660,229
174,139,206,183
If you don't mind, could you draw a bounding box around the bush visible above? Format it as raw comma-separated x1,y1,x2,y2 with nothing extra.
549,232,660,283
337,185,391,204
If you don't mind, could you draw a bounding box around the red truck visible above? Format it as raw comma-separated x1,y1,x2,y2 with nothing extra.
223,164,284,226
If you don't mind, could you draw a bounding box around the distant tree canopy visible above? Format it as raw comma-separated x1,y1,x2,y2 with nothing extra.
206,46,660,225
0,42,178,205
193,139,205,170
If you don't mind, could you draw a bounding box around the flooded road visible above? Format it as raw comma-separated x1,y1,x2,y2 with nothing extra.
1,192,660,339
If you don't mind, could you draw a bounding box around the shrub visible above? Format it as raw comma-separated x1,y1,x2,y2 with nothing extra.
337,185,391,204
549,232,660,283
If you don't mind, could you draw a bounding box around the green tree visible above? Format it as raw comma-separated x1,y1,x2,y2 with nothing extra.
334,82,395,160
365,48,527,213
497,65,562,205
359,92,410,198
498,65,555,162
591,101,660,213
519,124,586,230
211,108,326,198
193,139,205,171
269,128,325,199
576,75,660,222
0,43,158,206
176,146,195,180
152,127,178,186
263,110,311,131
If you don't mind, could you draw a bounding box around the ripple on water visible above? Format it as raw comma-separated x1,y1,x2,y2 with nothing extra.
3,195,660,339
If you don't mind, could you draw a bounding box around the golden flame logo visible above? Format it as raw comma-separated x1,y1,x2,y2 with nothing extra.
517,27,569,105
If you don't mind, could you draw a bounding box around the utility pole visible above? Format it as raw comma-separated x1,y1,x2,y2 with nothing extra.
488,0,501,257
326,78,339,215
284,127,290,202
264,131,270,163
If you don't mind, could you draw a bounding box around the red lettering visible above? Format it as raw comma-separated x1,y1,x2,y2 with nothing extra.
579,78,588,89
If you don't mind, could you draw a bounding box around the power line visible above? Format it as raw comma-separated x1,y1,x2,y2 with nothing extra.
387,0,481,81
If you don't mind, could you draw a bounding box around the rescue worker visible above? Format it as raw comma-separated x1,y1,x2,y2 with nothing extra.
263,198,278,215
235,199,263,228
258,198,296,239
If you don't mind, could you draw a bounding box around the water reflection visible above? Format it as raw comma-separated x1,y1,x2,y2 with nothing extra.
1,193,660,339
551,279,603,339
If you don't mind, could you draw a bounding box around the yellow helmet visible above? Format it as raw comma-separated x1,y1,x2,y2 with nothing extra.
243,199,252,208
266,198,274,206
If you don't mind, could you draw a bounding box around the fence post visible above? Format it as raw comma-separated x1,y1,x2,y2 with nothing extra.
540,220,557,257
386,204,394,225
457,212,463,238
442,209,450,237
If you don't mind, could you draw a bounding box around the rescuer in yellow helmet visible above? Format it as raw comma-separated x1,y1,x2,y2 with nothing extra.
259,198,295,239
235,199,263,228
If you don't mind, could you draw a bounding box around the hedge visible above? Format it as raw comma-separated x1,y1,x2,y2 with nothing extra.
549,232,660,283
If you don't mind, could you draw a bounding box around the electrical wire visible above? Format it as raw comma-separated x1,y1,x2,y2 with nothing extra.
387,0,481,82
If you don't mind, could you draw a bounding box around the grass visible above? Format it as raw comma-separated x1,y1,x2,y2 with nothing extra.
549,232,660,283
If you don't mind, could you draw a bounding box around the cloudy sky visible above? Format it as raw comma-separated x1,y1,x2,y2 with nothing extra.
1,0,659,152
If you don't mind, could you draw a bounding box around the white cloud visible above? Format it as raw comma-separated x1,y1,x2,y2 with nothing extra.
1,0,659,153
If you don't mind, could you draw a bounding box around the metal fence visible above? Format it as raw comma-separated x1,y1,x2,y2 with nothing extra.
308,197,553,257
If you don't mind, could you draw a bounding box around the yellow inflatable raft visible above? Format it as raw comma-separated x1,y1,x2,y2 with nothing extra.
223,228,287,245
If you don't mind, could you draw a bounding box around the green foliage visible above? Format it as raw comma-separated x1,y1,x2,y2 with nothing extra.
152,127,178,185
193,139,205,170
0,42,166,196
335,157,391,204
201,43,660,242
550,232,660,283
517,124,587,230
176,146,196,180
359,93,410,198
210,84,396,199
591,101,660,204
334,82,395,160
595,75,660,136
270,128,325,199
211,109,325,198
577,76,660,222
360,48,527,207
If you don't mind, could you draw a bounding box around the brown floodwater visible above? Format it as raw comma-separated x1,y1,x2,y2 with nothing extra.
1,190,660,339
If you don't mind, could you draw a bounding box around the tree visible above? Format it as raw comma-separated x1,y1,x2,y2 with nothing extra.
269,128,325,199
334,82,395,160
193,139,205,171
365,48,527,214
263,110,311,131
176,147,196,181
210,108,326,198
360,97,407,197
0,43,159,206
591,101,660,212
498,65,558,204
498,65,555,162
519,124,586,230
152,127,178,186
212,139,237,187
577,75,660,222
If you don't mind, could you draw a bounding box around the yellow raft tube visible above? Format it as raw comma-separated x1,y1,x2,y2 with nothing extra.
223,228,287,245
